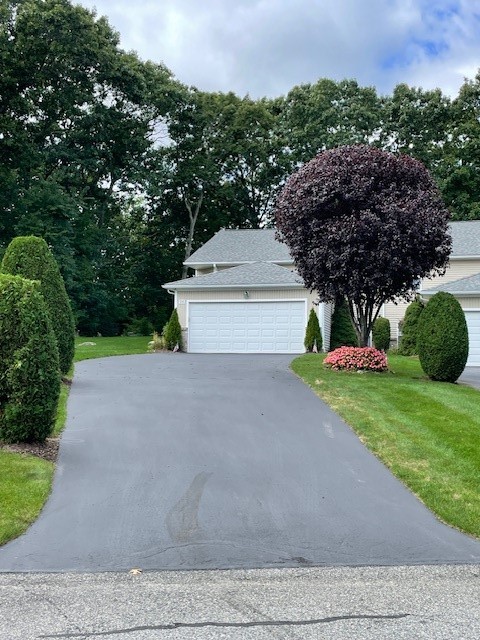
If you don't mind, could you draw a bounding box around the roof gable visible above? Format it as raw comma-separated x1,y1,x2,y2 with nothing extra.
423,271,480,295
185,229,293,266
163,261,304,290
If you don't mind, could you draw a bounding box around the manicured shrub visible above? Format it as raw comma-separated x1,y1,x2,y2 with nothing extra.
372,317,390,351
330,298,358,350
0,274,60,443
417,292,468,382
2,236,75,375
163,308,182,351
399,297,424,355
304,308,323,352
324,347,388,372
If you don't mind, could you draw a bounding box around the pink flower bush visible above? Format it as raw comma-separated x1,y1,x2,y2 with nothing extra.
324,346,388,372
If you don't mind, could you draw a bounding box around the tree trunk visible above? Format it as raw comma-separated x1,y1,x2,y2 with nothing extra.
181,190,203,280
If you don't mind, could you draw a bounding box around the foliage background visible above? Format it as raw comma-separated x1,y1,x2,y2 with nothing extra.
2,1,479,335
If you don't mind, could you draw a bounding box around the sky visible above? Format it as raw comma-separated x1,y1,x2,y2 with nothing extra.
77,0,480,98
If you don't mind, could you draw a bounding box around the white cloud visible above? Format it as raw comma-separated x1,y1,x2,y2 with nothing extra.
77,0,480,97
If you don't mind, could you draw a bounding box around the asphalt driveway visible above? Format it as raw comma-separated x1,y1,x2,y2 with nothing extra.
1,354,479,572
459,367,480,390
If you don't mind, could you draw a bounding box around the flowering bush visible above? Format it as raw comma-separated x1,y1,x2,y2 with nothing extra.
324,347,388,372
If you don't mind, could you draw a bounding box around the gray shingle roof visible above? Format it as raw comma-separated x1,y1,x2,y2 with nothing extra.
163,262,304,289
184,222,480,266
450,221,480,257
184,229,292,265
423,271,480,295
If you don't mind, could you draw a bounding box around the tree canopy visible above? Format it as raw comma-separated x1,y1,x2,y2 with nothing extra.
275,145,451,346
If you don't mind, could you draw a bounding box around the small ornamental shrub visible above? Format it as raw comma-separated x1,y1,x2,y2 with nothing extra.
148,331,165,351
0,274,60,443
330,299,358,350
304,308,323,352
2,236,75,375
372,317,390,351
163,308,182,351
417,292,468,382
399,297,424,355
324,347,388,372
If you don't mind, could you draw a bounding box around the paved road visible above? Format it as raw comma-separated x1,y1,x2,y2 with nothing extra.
1,566,479,639
0,354,479,571
459,366,480,390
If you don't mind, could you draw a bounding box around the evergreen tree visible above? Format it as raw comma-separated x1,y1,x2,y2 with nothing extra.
2,236,75,374
330,299,358,350
304,308,323,352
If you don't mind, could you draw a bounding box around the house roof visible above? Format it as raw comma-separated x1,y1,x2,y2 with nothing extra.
184,229,292,266
422,271,480,296
163,261,305,290
184,222,480,268
450,221,480,257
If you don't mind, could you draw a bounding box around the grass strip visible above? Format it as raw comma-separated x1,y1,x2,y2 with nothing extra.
291,354,480,538
0,451,54,545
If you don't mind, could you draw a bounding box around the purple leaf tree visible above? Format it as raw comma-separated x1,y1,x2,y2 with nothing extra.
275,145,451,346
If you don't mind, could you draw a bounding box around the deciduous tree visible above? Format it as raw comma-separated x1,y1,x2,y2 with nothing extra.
275,145,451,346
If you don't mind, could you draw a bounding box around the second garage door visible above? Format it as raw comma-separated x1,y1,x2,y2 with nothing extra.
188,300,307,353
465,311,480,366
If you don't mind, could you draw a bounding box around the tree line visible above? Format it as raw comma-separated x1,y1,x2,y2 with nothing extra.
2,0,480,335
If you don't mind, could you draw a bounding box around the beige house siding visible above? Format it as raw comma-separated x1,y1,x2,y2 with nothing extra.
383,258,480,341
424,258,480,286
457,297,480,309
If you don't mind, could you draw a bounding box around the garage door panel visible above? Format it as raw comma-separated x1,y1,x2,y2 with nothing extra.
466,311,480,366
189,301,306,353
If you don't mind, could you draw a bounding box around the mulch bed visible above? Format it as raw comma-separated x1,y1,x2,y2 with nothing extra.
0,438,60,463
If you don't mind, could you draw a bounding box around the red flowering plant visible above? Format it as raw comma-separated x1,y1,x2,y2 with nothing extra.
324,347,388,372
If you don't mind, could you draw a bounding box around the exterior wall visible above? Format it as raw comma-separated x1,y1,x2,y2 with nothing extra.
456,297,480,309
383,259,480,342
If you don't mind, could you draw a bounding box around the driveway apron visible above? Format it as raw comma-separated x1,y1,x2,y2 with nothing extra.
1,354,479,571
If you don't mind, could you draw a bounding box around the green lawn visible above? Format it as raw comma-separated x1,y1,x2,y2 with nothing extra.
0,451,54,545
1,335,151,546
292,354,480,538
74,335,150,362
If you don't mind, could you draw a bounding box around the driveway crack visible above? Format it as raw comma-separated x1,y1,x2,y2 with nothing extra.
38,613,410,638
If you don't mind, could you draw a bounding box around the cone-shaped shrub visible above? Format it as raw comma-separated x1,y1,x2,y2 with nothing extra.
417,292,468,382
2,236,75,375
304,308,323,352
0,274,60,443
399,297,424,355
163,308,182,351
330,298,358,350
372,317,390,351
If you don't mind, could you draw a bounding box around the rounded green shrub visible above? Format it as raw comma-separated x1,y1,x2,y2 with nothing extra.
417,292,469,382
163,308,182,351
399,297,424,355
304,308,323,352
1,236,75,375
372,317,390,351
0,274,60,443
330,298,358,350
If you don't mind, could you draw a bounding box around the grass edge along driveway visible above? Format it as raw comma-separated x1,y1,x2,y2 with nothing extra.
0,336,150,546
292,354,480,539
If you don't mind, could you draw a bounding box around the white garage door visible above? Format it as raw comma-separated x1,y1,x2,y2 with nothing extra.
465,311,480,366
188,301,307,353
